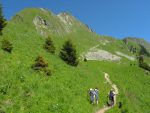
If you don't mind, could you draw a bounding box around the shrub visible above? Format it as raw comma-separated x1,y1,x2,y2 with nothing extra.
84,57,87,62
138,56,150,71
139,45,150,57
138,56,144,64
1,39,13,53
0,3,7,35
59,40,79,66
32,56,52,76
32,56,48,71
44,37,55,53
139,62,150,71
129,45,137,53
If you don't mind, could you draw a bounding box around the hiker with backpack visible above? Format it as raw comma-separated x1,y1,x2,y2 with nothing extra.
108,89,115,106
94,88,99,104
89,88,95,104
89,88,99,105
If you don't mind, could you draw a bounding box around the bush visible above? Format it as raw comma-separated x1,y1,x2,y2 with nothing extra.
139,62,150,71
59,40,79,66
84,57,87,62
1,39,13,53
139,45,150,57
138,56,144,64
32,56,52,76
32,56,48,71
44,37,55,53
0,3,7,35
138,56,150,71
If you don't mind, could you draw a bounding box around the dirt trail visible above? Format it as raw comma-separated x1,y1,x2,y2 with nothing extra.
96,73,119,113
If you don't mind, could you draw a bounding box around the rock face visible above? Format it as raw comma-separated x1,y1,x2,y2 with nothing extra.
12,8,94,37
33,16,50,36
84,49,121,61
123,37,150,54
33,13,77,36
115,51,135,61
57,13,74,33
31,8,94,36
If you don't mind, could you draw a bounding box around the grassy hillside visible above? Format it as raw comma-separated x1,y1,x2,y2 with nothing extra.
96,61,150,113
123,37,150,54
0,8,150,113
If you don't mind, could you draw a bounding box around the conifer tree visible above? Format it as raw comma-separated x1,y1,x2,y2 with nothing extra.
0,3,6,35
44,37,55,53
59,40,78,66
32,56,52,76
1,39,13,53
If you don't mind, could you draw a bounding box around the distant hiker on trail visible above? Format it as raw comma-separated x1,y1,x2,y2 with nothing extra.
89,88,99,105
89,88,95,104
108,89,115,106
94,88,99,104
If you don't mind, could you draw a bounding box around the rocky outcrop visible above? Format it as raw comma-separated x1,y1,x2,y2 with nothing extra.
32,8,94,36
33,16,49,36
57,13,74,33
83,49,121,61
115,51,135,61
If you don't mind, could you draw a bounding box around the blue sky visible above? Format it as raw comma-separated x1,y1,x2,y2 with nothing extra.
1,0,150,43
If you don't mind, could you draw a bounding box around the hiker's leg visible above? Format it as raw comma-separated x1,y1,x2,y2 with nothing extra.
91,96,94,104
112,97,115,105
96,96,98,104
96,100,98,104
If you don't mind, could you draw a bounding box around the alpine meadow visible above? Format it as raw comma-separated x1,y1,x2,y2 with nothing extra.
0,6,150,113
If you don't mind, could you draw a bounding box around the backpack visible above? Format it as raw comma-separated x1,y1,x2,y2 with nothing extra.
109,92,114,100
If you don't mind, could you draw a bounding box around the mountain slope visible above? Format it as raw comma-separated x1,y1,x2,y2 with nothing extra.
123,37,150,54
0,8,150,113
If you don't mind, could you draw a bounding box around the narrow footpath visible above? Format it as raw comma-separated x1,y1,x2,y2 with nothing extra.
96,73,119,113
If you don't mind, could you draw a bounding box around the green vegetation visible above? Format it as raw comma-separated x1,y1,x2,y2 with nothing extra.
0,3,6,35
59,40,79,66
123,37,150,56
32,56,51,76
138,56,150,71
98,61,150,113
139,45,150,57
44,37,55,54
0,7,149,113
1,39,13,53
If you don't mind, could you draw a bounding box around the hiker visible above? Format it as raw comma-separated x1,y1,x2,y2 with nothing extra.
89,88,95,104
94,88,99,104
108,89,115,106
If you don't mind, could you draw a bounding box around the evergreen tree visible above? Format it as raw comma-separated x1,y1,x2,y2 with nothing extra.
32,56,52,76
59,40,79,66
138,56,150,71
139,45,150,57
32,56,48,71
44,37,55,53
1,39,13,53
138,56,144,64
0,3,6,35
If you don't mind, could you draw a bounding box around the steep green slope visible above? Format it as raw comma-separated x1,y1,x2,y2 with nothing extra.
0,8,104,113
96,61,150,113
123,37,150,64
123,37,150,54
0,33,110,113
0,8,150,113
